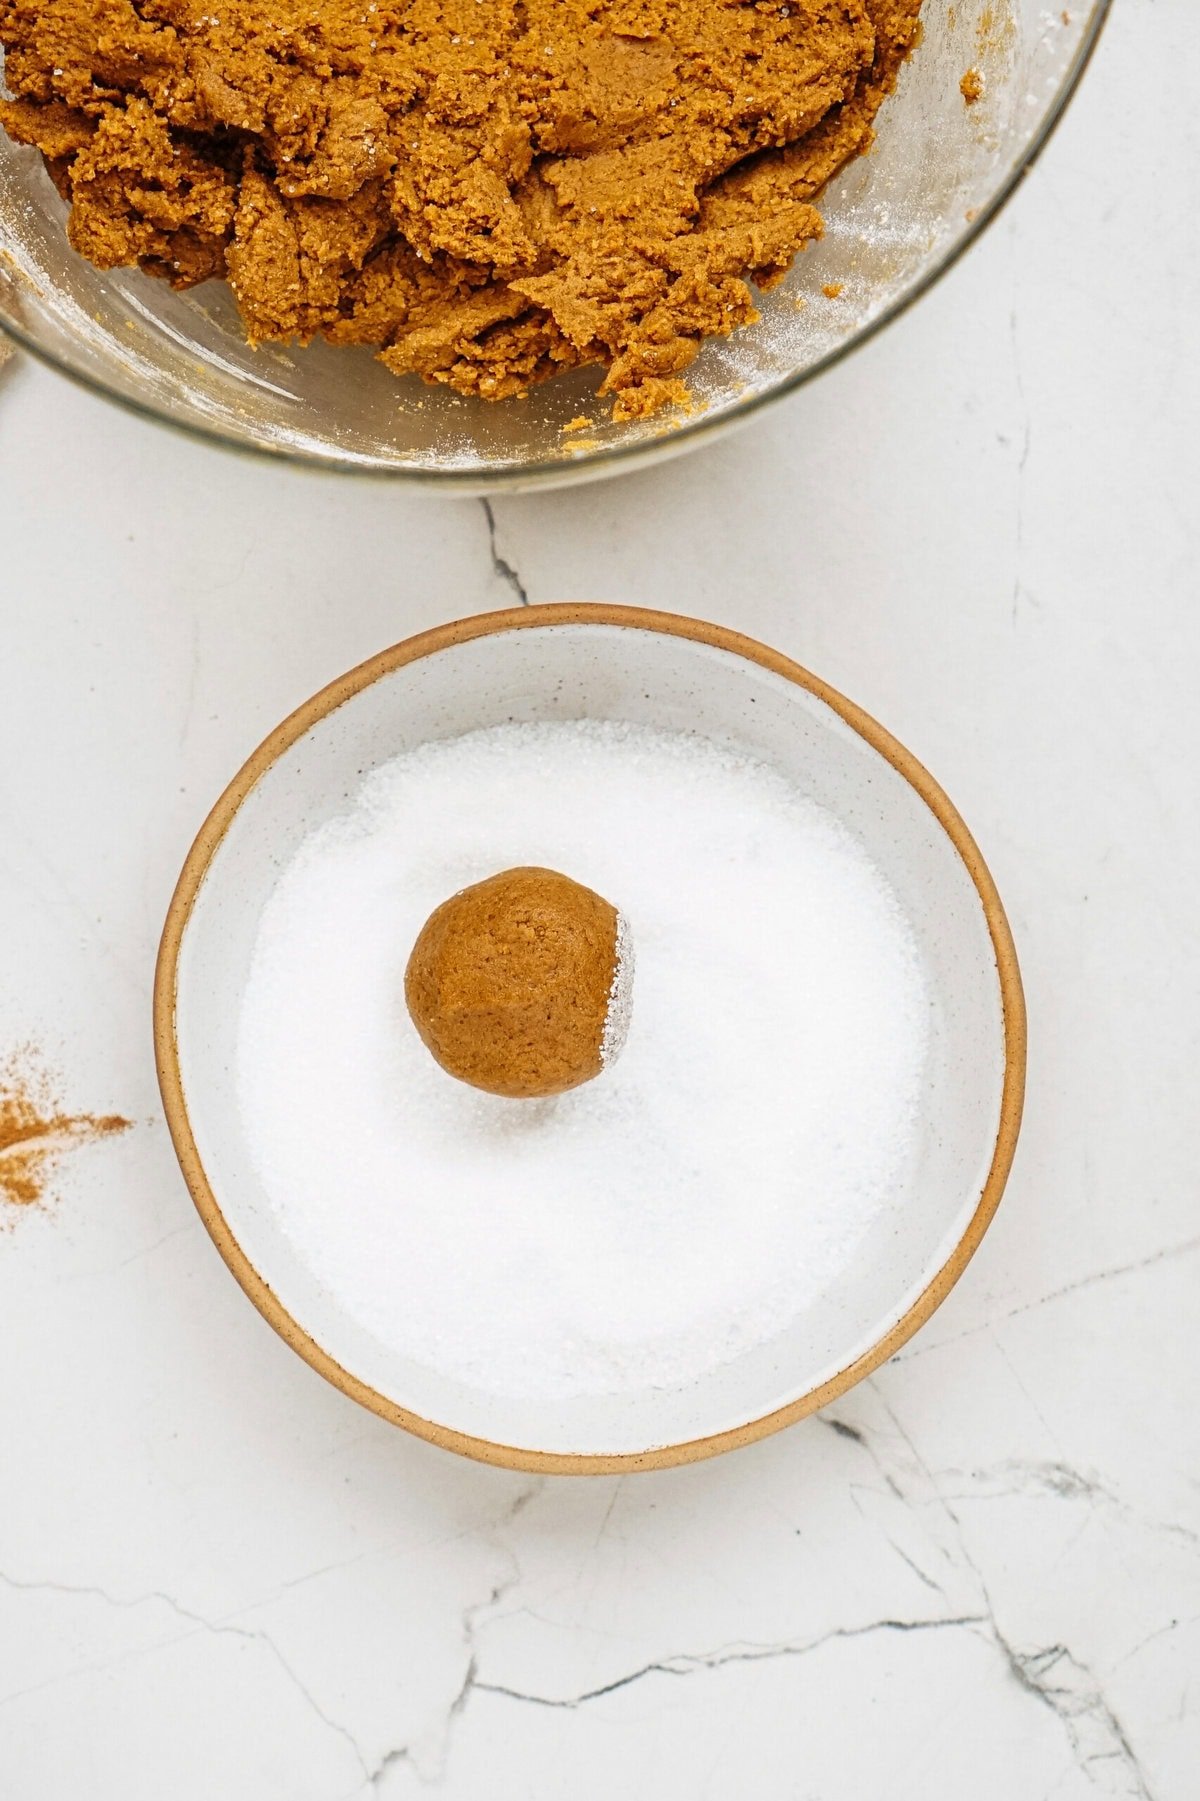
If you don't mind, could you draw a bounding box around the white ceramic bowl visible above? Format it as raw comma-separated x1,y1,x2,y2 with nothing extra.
156,607,1024,1471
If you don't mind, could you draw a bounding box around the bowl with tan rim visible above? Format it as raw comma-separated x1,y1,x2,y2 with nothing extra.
155,605,1025,1472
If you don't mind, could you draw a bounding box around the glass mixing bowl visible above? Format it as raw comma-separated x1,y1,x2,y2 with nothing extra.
0,3,1108,491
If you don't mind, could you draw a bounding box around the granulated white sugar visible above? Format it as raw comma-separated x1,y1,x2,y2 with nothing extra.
237,720,929,1401
599,910,634,1068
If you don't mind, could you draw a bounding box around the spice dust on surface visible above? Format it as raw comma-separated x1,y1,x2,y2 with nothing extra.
0,1050,131,1211
0,0,923,419
237,720,931,1402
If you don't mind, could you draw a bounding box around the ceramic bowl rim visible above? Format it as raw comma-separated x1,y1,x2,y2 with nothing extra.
154,604,1027,1473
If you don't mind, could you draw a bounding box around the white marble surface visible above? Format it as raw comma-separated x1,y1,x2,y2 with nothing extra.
1,3,1197,1794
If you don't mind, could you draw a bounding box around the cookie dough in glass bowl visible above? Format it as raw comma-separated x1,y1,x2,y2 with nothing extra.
0,3,1109,489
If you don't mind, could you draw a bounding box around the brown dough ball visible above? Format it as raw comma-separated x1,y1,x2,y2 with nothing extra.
404,866,631,1099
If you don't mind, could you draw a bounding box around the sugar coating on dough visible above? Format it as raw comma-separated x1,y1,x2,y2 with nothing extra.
600,910,634,1069
0,0,922,417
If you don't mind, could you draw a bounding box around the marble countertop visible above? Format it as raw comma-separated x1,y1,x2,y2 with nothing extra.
1,3,1196,1795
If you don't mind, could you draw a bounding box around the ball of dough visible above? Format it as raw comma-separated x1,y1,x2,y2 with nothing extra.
404,866,632,1098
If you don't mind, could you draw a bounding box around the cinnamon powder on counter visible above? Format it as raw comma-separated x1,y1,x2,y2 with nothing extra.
0,1053,130,1209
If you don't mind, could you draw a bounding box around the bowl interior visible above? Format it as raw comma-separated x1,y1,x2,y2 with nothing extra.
168,619,1012,1461
1,3,1105,486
